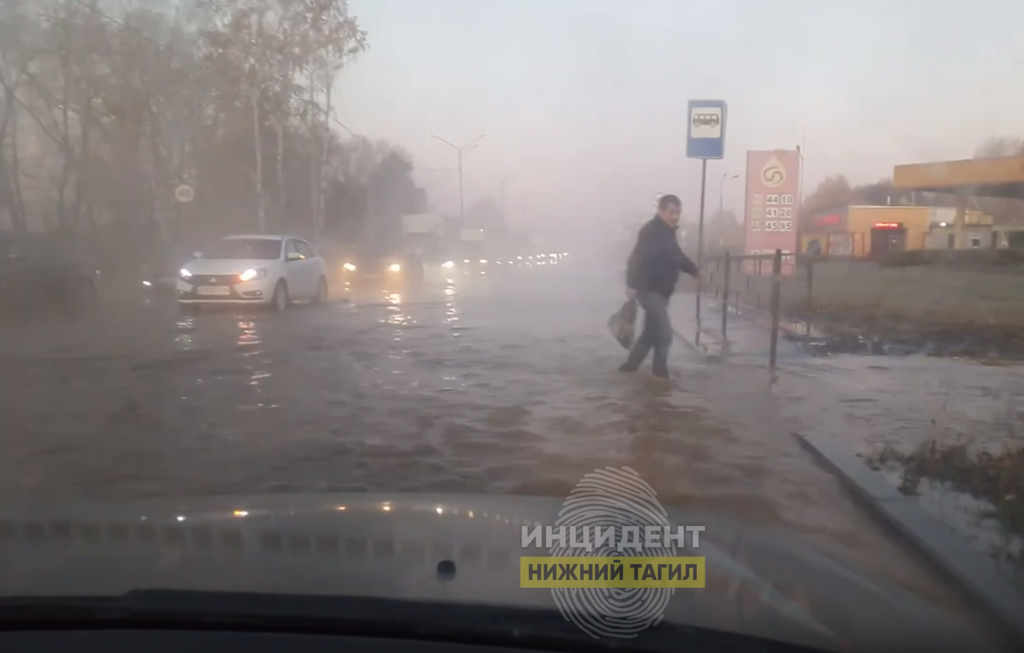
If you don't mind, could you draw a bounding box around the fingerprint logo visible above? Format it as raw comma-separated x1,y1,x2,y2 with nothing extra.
549,466,677,639
760,155,787,188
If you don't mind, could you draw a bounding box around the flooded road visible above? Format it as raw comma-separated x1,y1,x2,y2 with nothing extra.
676,293,1024,585
775,355,1024,572
0,263,996,617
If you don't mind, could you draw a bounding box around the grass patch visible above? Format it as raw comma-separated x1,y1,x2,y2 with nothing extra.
865,439,1024,575
705,257,1024,358
879,248,1024,269
794,300,1024,346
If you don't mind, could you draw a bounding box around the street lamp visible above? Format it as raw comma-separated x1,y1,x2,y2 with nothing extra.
498,176,514,232
719,173,739,215
432,134,486,226
796,143,805,206
796,142,806,238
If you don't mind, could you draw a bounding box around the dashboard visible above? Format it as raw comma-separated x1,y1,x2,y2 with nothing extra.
1,632,545,653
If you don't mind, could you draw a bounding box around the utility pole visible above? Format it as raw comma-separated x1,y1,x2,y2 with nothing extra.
797,132,807,208
432,134,486,226
797,132,806,241
719,172,738,216
499,176,513,232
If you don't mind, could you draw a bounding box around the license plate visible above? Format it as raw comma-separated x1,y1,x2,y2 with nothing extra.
197,286,231,296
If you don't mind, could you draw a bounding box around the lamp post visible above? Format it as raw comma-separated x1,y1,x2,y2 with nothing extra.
719,173,739,215
432,134,486,226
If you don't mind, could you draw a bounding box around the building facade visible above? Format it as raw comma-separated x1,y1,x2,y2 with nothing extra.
801,205,996,258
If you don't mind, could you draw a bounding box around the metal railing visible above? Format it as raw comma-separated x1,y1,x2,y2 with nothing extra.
698,249,811,370
699,248,1024,370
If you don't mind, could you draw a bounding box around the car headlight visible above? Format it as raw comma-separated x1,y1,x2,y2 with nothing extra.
179,268,192,279
238,268,266,282
442,260,455,269
388,263,401,272
343,262,357,272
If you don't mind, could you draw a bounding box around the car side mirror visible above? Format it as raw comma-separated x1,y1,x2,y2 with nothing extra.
192,251,203,259
287,252,303,262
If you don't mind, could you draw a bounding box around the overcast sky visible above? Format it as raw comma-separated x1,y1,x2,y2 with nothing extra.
336,0,1024,239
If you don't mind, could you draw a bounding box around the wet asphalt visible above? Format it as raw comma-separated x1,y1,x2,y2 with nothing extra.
0,258,1015,619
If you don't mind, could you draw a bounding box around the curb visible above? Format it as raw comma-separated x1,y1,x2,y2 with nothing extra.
795,432,1024,647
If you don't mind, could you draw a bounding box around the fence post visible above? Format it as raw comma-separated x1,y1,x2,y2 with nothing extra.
721,251,731,338
805,257,814,337
769,249,782,371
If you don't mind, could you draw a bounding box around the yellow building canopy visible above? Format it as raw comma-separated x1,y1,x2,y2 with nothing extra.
893,155,1024,199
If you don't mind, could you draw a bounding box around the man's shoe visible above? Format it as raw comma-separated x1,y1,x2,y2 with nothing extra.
618,363,639,373
652,371,670,381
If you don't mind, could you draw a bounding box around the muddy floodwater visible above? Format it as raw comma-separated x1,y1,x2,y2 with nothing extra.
0,261,1014,630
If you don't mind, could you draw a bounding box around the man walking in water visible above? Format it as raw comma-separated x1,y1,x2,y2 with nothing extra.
620,194,702,379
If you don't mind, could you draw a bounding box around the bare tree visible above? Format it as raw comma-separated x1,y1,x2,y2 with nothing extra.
801,175,853,221
0,0,424,277
0,0,37,231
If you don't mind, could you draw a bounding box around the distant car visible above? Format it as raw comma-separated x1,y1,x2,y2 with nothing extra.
142,248,194,296
141,273,177,295
436,243,492,277
339,249,424,290
0,231,98,314
177,235,329,312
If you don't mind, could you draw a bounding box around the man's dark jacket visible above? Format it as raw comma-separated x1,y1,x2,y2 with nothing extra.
626,215,699,298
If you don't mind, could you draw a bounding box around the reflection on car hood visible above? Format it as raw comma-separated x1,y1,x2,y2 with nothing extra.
0,493,999,652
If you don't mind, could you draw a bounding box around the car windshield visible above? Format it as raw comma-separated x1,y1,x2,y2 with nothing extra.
203,239,281,260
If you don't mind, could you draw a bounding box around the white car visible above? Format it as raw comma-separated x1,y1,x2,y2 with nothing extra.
177,235,329,311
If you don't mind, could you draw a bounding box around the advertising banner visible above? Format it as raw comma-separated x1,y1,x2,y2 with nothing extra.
742,150,801,275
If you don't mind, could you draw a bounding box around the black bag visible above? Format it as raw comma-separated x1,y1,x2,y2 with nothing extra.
607,298,638,350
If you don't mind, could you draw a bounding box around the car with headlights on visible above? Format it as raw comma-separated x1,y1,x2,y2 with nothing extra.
435,242,490,277
142,247,195,297
177,235,328,312
339,248,424,291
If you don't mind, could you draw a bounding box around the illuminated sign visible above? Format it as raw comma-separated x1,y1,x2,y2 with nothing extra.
873,222,901,229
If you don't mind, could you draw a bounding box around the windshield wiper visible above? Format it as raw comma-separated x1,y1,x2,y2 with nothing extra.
0,590,826,653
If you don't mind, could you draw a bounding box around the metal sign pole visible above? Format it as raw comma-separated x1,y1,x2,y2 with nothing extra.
685,99,727,332
696,158,707,325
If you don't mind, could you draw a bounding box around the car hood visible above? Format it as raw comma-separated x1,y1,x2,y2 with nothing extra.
182,259,276,276
0,493,1000,652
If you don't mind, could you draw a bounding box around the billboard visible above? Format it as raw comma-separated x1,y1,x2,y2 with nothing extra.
742,150,801,275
